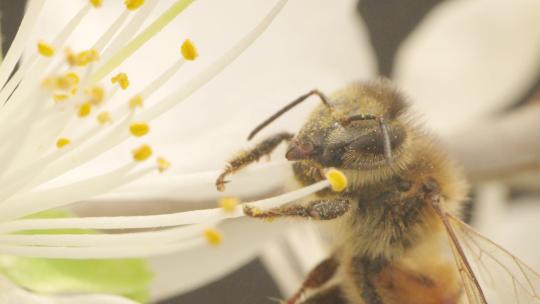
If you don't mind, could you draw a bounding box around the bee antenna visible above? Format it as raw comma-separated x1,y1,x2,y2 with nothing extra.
247,89,333,140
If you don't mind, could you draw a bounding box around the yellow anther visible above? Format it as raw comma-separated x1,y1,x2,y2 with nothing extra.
88,86,105,105
325,168,348,192
218,197,239,213
203,228,222,246
76,49,100,66
56,138,71,149
78,102,93,118
89,0,102,8
70,87,78,96
111,72,129,90
65,72,80,86
129,122,149,137
41,76,55,89
157,157,171,173
125,0,144,10
97,112,112,125
53,94,69,102
65,48,77,66
129,95,144,110
37,41,55,57
55,76,72,90
132,144,152,162
180,39,198,61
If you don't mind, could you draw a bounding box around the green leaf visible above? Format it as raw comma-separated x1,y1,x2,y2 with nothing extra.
0,210,153,303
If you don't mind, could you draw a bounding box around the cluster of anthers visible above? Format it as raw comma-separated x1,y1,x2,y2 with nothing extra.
0,0,347,260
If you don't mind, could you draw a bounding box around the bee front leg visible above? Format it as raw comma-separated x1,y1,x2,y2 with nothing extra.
243,199,351,220
285,256,340,304
216,132,294,191
297,285,347,304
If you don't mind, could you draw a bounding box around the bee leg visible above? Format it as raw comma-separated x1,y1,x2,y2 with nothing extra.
351,256,387,304
297,285,347,304
243,199,351,220
285,256,339,304
215,132,294,191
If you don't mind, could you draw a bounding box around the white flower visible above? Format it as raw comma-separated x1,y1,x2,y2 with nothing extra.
6,0,540,302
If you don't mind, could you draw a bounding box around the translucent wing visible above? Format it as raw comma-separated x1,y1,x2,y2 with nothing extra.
448,213,540,304
430,195,540,304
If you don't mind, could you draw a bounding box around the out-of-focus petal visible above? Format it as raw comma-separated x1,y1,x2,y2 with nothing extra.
394,0,540,134
148,217,292,301
0,276,137,304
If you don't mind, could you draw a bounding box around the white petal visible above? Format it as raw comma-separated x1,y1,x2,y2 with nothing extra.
395,0,540,134
148,217,292,301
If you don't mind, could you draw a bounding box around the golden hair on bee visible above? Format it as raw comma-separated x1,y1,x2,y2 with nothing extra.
216,79,540,304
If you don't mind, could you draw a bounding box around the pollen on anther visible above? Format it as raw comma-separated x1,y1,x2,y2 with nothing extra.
65,48,77,66
325,168,348,192
125,0,145,10
129,95,144,110
129,122,150,137
76,49,100,66
37,41,55,57
90,0,103,8
88,86,105,105
56,138,71,149
111,73,130,90
78,102,93,118
219,197,239,213
132,144,152,162
181,39,198,61
204,228,222,246
53,94,69,102
65,72,80,86
157,157,171,173
55,76,73,90
97,112,112,125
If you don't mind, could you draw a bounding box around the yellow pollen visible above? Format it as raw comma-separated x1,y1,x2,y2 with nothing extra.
41,76,55,88
125,0,144,10
37,41,55,57
132,144,152,162
157,157,171,173
76,49,100,66
55,76,73,90
89,0,103,8
88,86,105,105
129,122,150,137
111,72,130,90
97,112,112,125
53,94,69,102
180,39,198,61
65,48,77,66
78,102,93,118
203,228,222,246
56,138,71,149
129,95,144,110
71,87,78,96
325,168,348,192
218,197,239,213
65,72,80,86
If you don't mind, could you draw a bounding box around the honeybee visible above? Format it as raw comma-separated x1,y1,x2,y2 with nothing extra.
215,79,540,304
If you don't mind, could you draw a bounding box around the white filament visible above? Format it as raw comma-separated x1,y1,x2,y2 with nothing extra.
0,180,328,233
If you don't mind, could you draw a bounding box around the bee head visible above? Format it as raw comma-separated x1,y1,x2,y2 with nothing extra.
250,80,409,169
285,114,407,169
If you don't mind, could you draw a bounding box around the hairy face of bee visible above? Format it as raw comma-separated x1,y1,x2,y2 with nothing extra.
286,81,409,170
